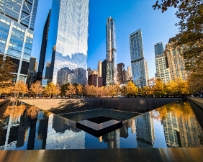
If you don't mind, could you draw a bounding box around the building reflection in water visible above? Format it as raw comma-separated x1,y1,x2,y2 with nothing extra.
153,101,203,148
0,100,202,150
0,101,50,150
136,112,155,148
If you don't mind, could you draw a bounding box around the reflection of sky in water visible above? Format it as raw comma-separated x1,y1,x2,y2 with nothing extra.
120,128,137,148
0,100,203,150
85,133,107,149
153,119,167,148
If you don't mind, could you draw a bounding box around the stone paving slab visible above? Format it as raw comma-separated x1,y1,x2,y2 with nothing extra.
0,148,203,162
19,98,181,114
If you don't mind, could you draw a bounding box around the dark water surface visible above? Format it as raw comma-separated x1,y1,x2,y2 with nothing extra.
0,100,202,150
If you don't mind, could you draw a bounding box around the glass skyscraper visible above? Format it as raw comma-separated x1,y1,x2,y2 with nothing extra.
130,29,148,87
154,42,164,57
155,42,171,83
37,10,51,81
0,0,39,82
43,0,89,85
106,17,117,85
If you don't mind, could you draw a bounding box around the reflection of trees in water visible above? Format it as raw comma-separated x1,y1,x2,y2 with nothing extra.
26,106,39,119
152,101,203,147
152,101,194,121
3,102,40,120
3,103,26,120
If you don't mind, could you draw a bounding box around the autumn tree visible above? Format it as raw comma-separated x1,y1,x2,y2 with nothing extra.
44,82,59,97
12,81,28,97
153,78,164,97
77,84,83,96
120,85,127,96
30,81,44,97
0,56,16,87
66,84,76,97
153,0,203,70
125,81,138,96
173,78,189,96
114,84,120,96
187,59,203,94
60,83,70,96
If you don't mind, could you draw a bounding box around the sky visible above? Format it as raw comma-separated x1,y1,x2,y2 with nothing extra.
31,0,179,79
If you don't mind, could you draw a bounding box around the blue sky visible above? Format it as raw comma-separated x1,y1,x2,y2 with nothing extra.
31,0,179,79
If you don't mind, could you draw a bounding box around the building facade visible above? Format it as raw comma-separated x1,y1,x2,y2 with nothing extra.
27,57,37,87
43,0,89,85
0,0,39,82
126,66,132,81
102,59,107,86
165,39,188,81
97,61,102,77
117,63,125,84
106,17,117,85
154,42,170,83
37,10,51,80
130,29,148,87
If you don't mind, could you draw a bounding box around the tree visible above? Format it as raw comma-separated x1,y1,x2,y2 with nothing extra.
188,70,203,94
0,56,16,86
60,83,70,96
153,0,203,70
66,84,76,97
77,84,83,96
173,78,189,96
12,81,28,97
126,81,138,96
44,82,58,97
30,81,44,97
153,78,164,97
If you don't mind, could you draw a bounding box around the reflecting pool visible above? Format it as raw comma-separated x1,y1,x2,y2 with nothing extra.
0,100,202,150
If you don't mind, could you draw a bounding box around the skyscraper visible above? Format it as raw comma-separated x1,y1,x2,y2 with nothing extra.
165,37,188,81
43,0,89,85
154,42,164,57
117,63,125,84
154,42,170,83
130,29,148,87
102,59,107,86
0,0,39,82
37,10,51,80
98,61,102,77
106,17,117,85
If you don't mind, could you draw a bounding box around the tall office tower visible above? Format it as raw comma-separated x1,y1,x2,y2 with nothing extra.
136,112,155,148
37,10,51,80
154,42,164,57
27,57,37,87
127,66,132,80
165,37,188,81
130,29,148,88
154,42,170,83
106,17,117,85
98,61,102,77
0,0,39,82
43,0,89,85
117,63,125,84
29,57,37,71
102,59,107,86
